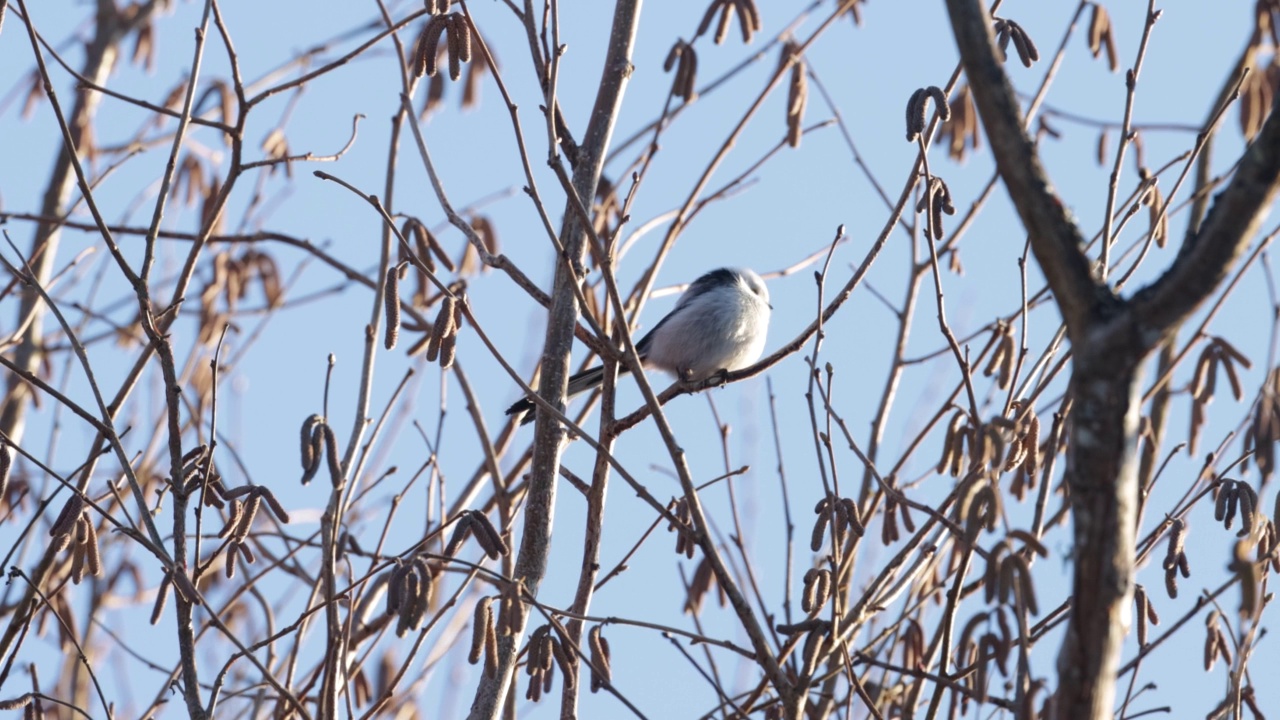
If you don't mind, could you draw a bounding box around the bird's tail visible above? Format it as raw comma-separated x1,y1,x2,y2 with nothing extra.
505,364,633,426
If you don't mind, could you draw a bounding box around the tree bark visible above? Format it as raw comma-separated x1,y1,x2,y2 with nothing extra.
1055,348,1142,718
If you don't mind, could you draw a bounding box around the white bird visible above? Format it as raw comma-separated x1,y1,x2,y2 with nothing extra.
507,267,772,425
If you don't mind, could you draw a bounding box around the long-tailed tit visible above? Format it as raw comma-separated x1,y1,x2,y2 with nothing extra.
506,267,772,425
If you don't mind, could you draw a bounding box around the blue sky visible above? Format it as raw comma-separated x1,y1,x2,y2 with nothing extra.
0,0,1274,717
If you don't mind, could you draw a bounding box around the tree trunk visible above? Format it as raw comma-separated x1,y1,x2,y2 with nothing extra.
1055,346,1142,718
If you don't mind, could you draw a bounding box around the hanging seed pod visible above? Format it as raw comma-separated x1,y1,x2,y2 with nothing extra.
50,492,86,541
897,496,917,533
1135,584,1150,646
671,498,697,558
426,296,458,362
230,494,262,542
256,487,290,524
483,605,499,677
1237,482,1257,533
938,412,970,477
413,16,449,78
984,322,1015,390
905,86,951,143
801,567,832,614
785,46,807,148
905,88,927,142
1023,414,1041,479
1162,518,1189,598
322,424,343,486
384,266,401,350
800,623,830,677
218,500,244,539
70,517,89,583
588,625,611,692
225,541,240,578
960,477,1001,538
837,497,865,539
82,517,102,579
1213,480,1237,528
439,331,458,369
400,217,434,272
445,13,471,80
551,636,574,689
0,441,12,506
924,86,951,123
151,573,172,625
470,511,509,557
664,40,699,102
735,0,761,43
396,572,422,637
1006,552,1038,615
1007,20,1039,67
469,597,493,664
1006,529,1049,558
696,0,760,45
1204,611,1226,671
811,498,832,552
902,618,925,670
444,514,474,557
238,540,256,566
914,175,956,240
386,563,408,617
881,496,900,545
301,417,325,485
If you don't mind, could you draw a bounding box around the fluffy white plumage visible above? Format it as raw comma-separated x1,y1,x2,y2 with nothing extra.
507,267,771,425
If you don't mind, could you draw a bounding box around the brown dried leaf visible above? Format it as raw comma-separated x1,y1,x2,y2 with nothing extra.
129,20,154,72
1087,5,1119,72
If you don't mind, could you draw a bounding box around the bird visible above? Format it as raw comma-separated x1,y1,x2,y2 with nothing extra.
506,267,772,425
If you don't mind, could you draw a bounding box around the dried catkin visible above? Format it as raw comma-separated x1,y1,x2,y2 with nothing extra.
384,266,401,350
0,442,13,503
588,625,611,692
469,597,492,664
415,17,448,78
470,511,509,558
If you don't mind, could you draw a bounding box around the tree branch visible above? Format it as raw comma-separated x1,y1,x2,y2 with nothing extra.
943,0,1111,340
1132,88,1280,336
465,2,643,718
